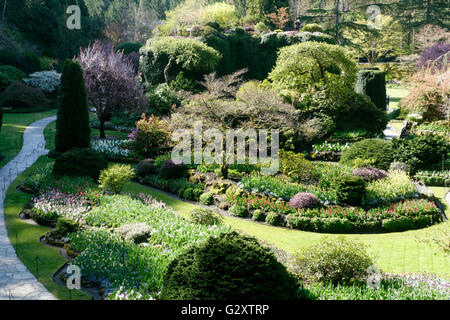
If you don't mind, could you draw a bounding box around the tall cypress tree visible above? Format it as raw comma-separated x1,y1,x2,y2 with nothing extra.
55,59,90,152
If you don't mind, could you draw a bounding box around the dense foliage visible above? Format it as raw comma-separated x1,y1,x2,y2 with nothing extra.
355,69,387,112
160,231,299,300
55,60,90,152
53,148,107,180
340,139,394,171
2,82,49,110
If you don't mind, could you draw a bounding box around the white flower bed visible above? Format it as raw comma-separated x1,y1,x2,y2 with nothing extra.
91,139,131,158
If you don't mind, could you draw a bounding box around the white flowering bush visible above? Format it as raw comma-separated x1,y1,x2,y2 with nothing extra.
23,70,61,93
91,139,131,159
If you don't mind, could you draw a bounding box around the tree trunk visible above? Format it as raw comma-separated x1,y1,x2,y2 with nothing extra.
100,119,106,139
164,57,174,84
220,163,229,179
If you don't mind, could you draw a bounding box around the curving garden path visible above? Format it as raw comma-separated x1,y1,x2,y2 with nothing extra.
0,116,57,300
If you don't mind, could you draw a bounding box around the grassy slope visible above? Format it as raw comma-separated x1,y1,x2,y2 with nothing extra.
0,111,57,168
387,85,410,110
125,182,450,278
3,156,90,300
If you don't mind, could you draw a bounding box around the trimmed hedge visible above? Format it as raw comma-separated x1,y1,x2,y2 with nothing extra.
340,139,394,171
355,69,387,112
334,175,366,206
160,231,300,300
53,148,107,180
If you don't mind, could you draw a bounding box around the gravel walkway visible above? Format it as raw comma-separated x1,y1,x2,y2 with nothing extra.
0,116,57,300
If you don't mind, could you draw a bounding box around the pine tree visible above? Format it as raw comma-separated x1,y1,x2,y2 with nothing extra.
55,59,90,153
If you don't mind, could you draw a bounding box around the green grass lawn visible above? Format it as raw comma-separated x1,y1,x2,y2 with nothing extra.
387,85,410,110
0,111,57,168
3,156,90,300
125,182,450,278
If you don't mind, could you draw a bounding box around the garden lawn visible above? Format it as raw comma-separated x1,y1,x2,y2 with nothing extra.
0,111,57,168
3,156,90,300
387,84,410,110
125,182,450,278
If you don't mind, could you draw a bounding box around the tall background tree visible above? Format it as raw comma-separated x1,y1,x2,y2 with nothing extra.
78,41,147,138
55,60,90,152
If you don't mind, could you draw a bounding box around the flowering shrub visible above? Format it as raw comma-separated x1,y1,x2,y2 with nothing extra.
91,139,132,159
363,170,418,205
352,166,388,182
289,192,319,209
23,70,61,93
33,189,92,222
313,141,351,152
128,114,170,158
99,164,135,194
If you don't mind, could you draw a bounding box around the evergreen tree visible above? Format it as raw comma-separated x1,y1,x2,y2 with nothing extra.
55,59,90,153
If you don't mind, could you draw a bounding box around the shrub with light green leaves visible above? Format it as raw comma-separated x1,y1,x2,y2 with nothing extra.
292,237,374,285
99,164,135,194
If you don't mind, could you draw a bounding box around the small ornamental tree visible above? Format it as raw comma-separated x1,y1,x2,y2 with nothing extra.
417,42,450,69
55,60,90,153
267,7,290,30
78,41,147,138
128,114,170,158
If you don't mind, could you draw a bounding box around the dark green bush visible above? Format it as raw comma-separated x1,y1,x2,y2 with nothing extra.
265,212,285,226
116,42,143,55
382,216,415,232
334,175,366,206
55,60,90,153
392,134,448,173
340,139,394,171
159,160,187,179
21,52,41,74
53,148,107,180
229,204,248,218
146,83,181,115
160,231,300,300
135,159,156,178
55,217,78,235
355,69,387,111
0,65,26,82
2,81,49,109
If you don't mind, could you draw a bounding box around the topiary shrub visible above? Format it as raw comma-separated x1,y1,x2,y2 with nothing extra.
99,164,135,194
229,204,248,218
340,139,394,171
53,148,107,181
55,60,90,152
381,216,415,232
54,217,78,235
289,192,320,210
160,231,300,300
2,81,49,109
252,209,266,222
199,192,214,205
280,150,317,184
116,223,152,244
159,159,187,179
190,208,223,226
292,237,374,285
352,167,388,182
265,212,285,226
135,159,156,178
334,175,366,206
355,69,387,111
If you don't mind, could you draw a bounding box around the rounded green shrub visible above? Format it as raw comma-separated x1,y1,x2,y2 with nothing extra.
55,217,78,235
99,164,135,194
159,160,187,179
252,209,266,222
2,81,49,109
190,208,223,226
300,23,324,32
53,148,107,180
229,204,248,218
0,65,26,82
340,139,394,171
292,236,373,285
265,212,285,226
160,231,300,300
334,175,366,206
199,192,214,205
135,159,156,178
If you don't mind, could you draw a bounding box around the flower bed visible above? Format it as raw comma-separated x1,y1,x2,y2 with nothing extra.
90,139,139,163
414,170,450,187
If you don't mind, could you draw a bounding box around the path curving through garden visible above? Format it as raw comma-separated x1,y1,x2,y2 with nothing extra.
0,116,57,300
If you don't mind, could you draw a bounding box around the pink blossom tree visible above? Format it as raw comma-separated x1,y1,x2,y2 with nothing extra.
78,40,147,138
